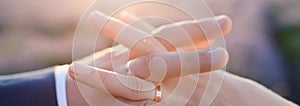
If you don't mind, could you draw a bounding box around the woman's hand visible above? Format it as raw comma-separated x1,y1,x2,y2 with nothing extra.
89,10,231,58
67,11,232,105
87,11,231,78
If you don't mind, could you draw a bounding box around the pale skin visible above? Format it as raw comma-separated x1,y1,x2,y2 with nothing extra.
0,0,293,105
67,10,231,105
66,10,296,105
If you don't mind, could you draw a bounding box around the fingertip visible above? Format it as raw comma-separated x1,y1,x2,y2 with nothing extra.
89,10,109,28
206,47,229,71
215,15,233,35
70,62,92,75
223,49,230,64
68,70,76,80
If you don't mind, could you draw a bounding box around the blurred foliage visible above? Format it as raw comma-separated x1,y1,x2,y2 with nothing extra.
276,26,300,64
269,6,300,70
268,5,300,104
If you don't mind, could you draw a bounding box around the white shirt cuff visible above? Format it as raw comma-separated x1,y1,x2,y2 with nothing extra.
54,65,69,106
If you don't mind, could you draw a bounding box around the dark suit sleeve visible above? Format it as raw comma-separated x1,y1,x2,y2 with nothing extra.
0,67,58,106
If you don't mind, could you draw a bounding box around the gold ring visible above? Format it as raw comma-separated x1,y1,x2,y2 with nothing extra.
125,61,132,75
153,84,162,102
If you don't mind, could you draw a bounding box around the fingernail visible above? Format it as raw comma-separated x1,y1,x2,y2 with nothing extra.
121,12,138,21
71,62,91,75
215,15,228,25
206,47,226,63
215,15,232,33
89,10,110,27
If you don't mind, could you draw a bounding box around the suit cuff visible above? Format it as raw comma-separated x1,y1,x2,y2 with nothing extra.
54,65,69,106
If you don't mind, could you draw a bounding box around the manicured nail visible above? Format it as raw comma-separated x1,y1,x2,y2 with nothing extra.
206,47,226,63
120,12,155,31
89,10,110,27
121,12,138,21
71,62,91,75
215,15,228,25
215,15,232,33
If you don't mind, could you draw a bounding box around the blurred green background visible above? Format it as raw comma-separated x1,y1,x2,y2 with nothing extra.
269,2,300,103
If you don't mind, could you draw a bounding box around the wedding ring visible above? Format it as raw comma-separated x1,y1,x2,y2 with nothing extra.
125,61,132,75
143,38,147,43
153,84,162,102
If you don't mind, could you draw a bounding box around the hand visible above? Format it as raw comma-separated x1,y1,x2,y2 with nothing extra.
88,11,231,79
68,11,296,106
68,11,231,105
90,11,231,55
69,47,228,105
68,62,296,106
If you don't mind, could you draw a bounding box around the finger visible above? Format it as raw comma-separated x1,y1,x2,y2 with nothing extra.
92,11,231,51
118,12,155,32
128,47,229,82
69,62,156,101
76,45,128,72
118,12,215,51
92,45,129,72
78,44,131,74
118,12,176,51
90,11,167,57
152,15,232,49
